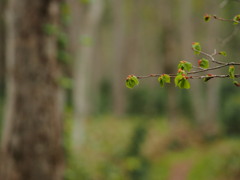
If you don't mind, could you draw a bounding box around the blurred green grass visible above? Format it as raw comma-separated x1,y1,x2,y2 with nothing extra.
64,115,240,180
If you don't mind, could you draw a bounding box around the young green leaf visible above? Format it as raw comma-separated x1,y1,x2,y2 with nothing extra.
198,58,209,69
233,80,240,87
178,61,192,72
163,74,171,83
158,77,164,87
126,75,139,89
229,66,235,79
158,74,170,87
175,75,182,87
174,75,191,89
204,14,211,22
233,14,240,25
192,42,201,55
219,51,227,56
182,79,191,89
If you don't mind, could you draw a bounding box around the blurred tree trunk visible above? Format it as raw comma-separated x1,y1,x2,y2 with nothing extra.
179,0,206,124
0,0,64,179
71,0,103,148
159,1,179,122
204,2,221,135
112,0,127,116
0,0,6,96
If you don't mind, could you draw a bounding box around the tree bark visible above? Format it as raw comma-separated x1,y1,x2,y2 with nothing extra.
0,0,64,179
0,0,6,96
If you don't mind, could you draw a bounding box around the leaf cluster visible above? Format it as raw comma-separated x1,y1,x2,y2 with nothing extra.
126,75,139,89
158,74,170,87
125,14,240,90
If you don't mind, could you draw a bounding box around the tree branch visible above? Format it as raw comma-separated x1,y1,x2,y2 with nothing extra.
213,15,237,23
136,74,240,80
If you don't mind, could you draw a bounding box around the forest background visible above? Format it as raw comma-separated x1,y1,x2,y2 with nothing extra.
0,0,240,180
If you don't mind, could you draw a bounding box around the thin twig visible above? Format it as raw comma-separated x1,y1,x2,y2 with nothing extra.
188,62,240,75
196,49,226,65
213,15,236,23
192,65,204,70
189,74,240,79
136,73,240,80
131,15,240,85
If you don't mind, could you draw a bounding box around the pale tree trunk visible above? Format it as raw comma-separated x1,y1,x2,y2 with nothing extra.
72,0,103,149
159,1,179,122
112,0,127,116
0,0,64,179
0,0,6,95
179,0,206,124
67,0,81,55
204,2,221,135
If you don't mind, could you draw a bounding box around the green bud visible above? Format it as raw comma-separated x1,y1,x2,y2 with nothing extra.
126,75,139,89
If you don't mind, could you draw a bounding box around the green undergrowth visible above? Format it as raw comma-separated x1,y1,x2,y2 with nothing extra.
64,115,240,180
188,138,240,180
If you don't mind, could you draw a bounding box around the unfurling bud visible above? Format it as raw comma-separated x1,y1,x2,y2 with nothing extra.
204,14,211,22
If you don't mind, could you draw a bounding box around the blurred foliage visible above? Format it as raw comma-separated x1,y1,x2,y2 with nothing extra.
42,24,59,36
64,110,91,180
80,0,91,5
58,50,71,64
221,94,240,135
80,35,93,46
220,81,240,136
188,139,240,180
127,87,167,116
60,2,71,24
98,79,112,114
124,120,149,180
64,116,240,180
58,77,73,90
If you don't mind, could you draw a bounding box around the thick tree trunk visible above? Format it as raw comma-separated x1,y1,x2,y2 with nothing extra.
0,0,64,179
0,0,6,96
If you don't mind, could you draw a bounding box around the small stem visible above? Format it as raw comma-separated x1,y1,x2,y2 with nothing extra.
189,74,240,79
213,15,236,23
198,49,226,65
192,65,204,70
189,64,229,74
136,73,240,80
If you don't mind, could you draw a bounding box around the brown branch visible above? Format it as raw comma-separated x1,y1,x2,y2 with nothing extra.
135,56,240,80
213,15,236,23
195,49,226,65
136,74,164,79
188,62,240,75
192,65,204,70
193,48,240,67
190,74,240,79
136,74,240,80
